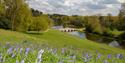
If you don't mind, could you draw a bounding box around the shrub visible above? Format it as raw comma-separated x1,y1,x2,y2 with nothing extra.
0,17,11,29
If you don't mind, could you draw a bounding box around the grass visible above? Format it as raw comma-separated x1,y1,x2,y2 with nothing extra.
0,29,125,54
0,45,125,63
0,29,125,63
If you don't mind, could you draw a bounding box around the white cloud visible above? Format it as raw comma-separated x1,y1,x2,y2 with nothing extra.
118,0,125,3
27,0,123,16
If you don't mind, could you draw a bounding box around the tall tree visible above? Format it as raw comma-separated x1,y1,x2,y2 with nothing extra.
0,0,5,17
4,0,24,30
16,4,32,32
117,2,125,30
4,0,32,31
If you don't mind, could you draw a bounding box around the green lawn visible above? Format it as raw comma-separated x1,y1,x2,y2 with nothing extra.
0,29,125,54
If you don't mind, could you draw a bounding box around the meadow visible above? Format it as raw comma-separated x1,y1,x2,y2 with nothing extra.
0,44,125,63
0,29,125,63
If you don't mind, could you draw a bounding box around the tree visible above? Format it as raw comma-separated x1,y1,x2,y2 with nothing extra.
16,4,33,32
3,0,33,32
30,15,51,32
0,0,5,17
117,3,125,30
31,8,43,16
0,17,11,29
4,0,27,31
86,16,103,34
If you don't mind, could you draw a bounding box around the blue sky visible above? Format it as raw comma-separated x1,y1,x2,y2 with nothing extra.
27,0,125,16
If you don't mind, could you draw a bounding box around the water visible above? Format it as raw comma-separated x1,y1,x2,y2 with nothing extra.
68,31,125,49
68,31,86,38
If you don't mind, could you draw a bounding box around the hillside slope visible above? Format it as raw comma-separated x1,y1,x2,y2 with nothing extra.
0,29,125,54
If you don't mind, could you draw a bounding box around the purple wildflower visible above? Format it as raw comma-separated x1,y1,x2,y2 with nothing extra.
107,54,111,59
0,53,2,62
70,55,76,59
19,48,23,53
97,53,101,59
36,49,44,63
84,57,87,63
52,48,57,54
58,60,63,63
116,54,123,59
85,53,89,59
14,48,19,52
61,48,65,54
21,60,25,63
96,50,98,53
25,48,30,55
12,53,15,58
15,60,19,63
7,47,13,54
82,53,89,63
104,60,108,63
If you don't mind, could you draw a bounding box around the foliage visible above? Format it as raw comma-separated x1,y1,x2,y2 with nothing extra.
0,0,5,17
0,17,11,29
0,0,125,36
31,8,43,16
0,0,51,32
84,16,103,34
15,4,33,32
29,15,51,32
50,14,85,28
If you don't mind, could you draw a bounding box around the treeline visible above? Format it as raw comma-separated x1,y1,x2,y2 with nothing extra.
49,14,85,28
49,13,125,36
0,0,52,32
0,0,125,36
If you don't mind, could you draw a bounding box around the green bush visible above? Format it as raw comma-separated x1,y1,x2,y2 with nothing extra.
29,15,52,32
0,17,11,29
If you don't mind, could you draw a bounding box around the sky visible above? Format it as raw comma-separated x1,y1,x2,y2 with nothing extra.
27,0,125,16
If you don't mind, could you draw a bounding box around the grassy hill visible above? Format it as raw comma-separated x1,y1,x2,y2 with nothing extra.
0,29,125,54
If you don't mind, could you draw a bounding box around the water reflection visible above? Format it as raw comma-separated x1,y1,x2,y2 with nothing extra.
68,31,86,38
68,31,125,49
86,32,125,49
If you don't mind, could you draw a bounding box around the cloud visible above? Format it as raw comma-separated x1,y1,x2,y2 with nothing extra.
27,0,123,16
98,0,120,4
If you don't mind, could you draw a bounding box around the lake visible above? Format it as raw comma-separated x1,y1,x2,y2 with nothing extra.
68,31,125,49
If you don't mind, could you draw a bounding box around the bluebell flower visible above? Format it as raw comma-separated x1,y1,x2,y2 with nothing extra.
12,53,15,58
0,53,2,62
21,59,25,63
52,48,57,54
7,47,13,54
97,53,101,59
25,48,30,55
36,49,44,63
19,48,23,53
15,60,19,63
85,53,89,59
84,57,87,63
116,54,123,59
61,48,65,54
107,54,111,59
58,60,63,63
104,60,108,63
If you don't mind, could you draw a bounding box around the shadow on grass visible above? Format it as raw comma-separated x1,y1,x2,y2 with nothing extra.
24,31,44,35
